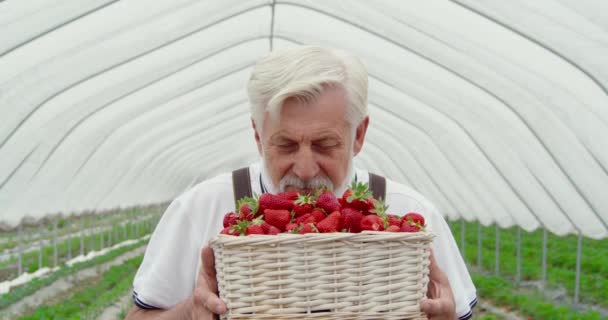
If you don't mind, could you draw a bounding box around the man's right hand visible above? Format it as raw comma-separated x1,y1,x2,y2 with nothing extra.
125,246,227,320
189,246,227,319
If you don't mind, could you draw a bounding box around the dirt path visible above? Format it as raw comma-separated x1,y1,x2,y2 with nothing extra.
0,245,146,319
97,290,133,320
474,299,524,319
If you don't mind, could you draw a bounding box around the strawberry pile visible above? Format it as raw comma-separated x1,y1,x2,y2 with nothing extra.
220,182,426,236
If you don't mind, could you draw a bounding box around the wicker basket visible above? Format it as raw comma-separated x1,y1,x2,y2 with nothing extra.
210,231,434,320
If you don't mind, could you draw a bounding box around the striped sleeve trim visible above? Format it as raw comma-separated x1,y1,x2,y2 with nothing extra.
458,296,478,320
470,296,478,308
133,291,160,310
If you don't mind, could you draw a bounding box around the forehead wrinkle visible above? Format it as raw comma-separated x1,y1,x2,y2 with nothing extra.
270,129,344,143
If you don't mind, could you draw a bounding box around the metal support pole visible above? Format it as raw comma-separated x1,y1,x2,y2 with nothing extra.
108,226,112,247
460,220,466,258
575,233,582,305
38,225,43,270
67,219,72,261
100,228,104,250
495,224,500,276
477,222,482,269
516,227,521,286
99,215,104,249
18,222,23,275
89,216,95,252
80,215,84,256
53,219,58,267
123,216,128,240
541,228,547,289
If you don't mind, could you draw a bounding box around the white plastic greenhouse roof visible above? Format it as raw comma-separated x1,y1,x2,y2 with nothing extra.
1,0,607,239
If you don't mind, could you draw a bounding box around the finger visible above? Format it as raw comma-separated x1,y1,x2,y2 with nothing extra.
199,247,219,292
427,250,440,275
426,278,439,299
420,298,446,317
202,246,217,278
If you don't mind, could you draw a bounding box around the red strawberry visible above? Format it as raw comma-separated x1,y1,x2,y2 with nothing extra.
386,225,401,232
259,193,293,214
369,199,389,229
220,226,238,235
402,212,425,228
237,196,259,220
342,182,373,212
305,215,317,224
285,222,298,232
223,212,239,228
360,215,385,231
317,211,341,233
310,209,326,223
364,198,376,215
238,203,253,220
261,222,272,233
266,225,281,235
264,209,292,231
387,215,402,228
400,224,421,233
232,218,262,235
316,190,341,213
293,193,315,217
295,213,312,225
339,207,363,233
298,223,318,234
246,224,265,235
278,191,299,201
339,190,351,208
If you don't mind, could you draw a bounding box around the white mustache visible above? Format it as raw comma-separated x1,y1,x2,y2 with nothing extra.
279,174,334,192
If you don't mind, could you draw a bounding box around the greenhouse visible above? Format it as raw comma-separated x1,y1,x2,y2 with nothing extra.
1,0,607,319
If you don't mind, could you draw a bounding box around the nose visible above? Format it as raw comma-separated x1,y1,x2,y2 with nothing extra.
292,146,320,183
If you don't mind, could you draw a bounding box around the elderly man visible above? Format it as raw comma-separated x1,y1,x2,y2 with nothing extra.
126,46,476,320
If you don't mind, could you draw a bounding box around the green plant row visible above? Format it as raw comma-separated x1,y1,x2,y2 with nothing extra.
0,239,147,310
0,217,156,275
18,255,143,320
473,274,605,320
0,207,162,252
449,220,608,307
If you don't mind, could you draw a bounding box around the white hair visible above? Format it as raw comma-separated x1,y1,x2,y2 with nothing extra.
247,46,368,132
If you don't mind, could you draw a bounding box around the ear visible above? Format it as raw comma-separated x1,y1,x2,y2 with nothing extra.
252,119,263,156
353,116,369,156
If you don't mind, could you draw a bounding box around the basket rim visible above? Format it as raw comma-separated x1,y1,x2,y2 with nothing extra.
210,230,435,247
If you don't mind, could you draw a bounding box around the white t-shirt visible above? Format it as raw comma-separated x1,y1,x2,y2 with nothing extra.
133,162,477,319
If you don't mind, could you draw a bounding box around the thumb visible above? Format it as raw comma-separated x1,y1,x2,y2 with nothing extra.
196,246,226,314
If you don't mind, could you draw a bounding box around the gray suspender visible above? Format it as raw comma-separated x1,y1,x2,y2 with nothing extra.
232,167,253,207
368,172,387,201
231,167,386,204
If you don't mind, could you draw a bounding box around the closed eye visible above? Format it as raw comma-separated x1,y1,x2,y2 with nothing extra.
313,138,341,151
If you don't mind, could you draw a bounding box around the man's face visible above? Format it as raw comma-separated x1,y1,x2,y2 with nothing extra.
254,86,368,194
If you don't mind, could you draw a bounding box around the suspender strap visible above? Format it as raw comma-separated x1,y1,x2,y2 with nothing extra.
233,167,385,204
368,172,387,201
232,167,253,206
